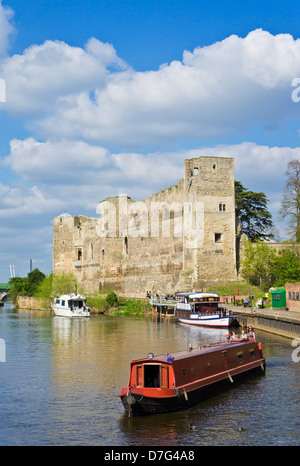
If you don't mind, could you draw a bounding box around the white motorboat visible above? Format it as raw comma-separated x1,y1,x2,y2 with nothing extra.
51,293,90,317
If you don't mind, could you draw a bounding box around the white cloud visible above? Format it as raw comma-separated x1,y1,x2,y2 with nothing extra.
24,29,300,147
5,137,110,182
1,37,128,114
0,0,15,57
3,138,299,216
1,29,300,148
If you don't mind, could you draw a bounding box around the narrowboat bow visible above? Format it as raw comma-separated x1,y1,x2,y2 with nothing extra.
119,339,265,416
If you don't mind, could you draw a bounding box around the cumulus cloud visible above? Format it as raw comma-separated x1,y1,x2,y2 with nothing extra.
1,37,128,114
1,29,300,147
5,138,110,182
3,138,299,216
0,0,15,57
24,29,300,147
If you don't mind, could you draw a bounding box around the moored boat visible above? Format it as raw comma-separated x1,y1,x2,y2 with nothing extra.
175,292,232,327
51,293,90,317
119,339,265,416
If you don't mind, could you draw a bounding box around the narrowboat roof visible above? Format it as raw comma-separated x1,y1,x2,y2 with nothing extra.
132,340,252,365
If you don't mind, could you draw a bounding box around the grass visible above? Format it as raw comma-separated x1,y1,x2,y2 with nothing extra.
205,280,275,307
205,281,263,297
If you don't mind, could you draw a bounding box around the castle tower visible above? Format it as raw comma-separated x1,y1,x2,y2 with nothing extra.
183,156,237,288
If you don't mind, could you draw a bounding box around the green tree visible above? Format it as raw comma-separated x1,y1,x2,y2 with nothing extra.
279,159,300,242
35,273,53,298
51,272,78,296
240,240,277,291
273,248,300,285
235,181,273,241
8,268,46,302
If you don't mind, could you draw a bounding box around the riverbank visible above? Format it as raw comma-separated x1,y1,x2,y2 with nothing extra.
229,305,300,339
16,295,150,315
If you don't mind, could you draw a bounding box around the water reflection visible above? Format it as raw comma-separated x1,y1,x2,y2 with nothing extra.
0,305,300,446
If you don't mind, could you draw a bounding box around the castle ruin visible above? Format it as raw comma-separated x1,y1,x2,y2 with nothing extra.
53,156,238,297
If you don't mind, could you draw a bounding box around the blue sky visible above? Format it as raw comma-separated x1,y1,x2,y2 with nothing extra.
1,0,300,282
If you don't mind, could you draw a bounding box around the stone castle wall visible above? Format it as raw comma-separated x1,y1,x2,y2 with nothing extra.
53,156,238,297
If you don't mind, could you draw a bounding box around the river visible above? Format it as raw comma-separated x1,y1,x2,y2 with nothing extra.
0,302,299,446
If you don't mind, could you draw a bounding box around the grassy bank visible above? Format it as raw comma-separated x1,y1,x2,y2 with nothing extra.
205,281,270,306
86,292,150,315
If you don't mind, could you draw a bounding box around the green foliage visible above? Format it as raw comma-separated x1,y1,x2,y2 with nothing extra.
235,180,273,241
273,249,300,286
86,296,110,312
9,268,46,302
51,272,78,296
106,292,119,307
115,298,147,315
241,240,300,291
35,273,53,297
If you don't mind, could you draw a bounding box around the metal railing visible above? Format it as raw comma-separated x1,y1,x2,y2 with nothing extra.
149,296,176,307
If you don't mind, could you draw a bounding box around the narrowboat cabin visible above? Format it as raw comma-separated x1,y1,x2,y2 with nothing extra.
119,339,265,416
175,292,232,327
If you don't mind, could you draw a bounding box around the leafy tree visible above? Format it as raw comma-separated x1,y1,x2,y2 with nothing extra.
235,181,273,241
241,240,300,290
279,159,300,242
35,273,53,298
51,272,78,296
240,239,277,291
273,248,300,285
8,268,46,302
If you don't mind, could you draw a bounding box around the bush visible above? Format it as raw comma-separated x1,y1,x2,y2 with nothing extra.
106,292,119,307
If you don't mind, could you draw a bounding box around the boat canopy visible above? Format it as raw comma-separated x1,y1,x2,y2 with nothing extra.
176,292,218,299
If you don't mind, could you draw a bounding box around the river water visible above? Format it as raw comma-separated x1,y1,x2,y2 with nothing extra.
0,302,299,446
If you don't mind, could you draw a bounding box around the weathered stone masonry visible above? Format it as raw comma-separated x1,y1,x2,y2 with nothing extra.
53,156,238,297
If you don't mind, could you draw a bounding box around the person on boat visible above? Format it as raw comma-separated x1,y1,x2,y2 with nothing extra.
240,329,247,340
248,326,256,340
230,331,238,340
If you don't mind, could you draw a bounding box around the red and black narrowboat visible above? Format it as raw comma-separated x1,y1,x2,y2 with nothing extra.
119,339,265,416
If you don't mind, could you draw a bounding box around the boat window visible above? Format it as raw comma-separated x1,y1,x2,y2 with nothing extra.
249,349,255,359
56,299,60,304
237,351,244,363
61,300,65,306
144,364,160,387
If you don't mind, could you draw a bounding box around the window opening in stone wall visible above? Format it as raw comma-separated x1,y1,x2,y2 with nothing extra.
214,233,222,243
219,203,226,212
212,164,217,172
77,248,82,260
194,167,198,175
124,236,128,255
